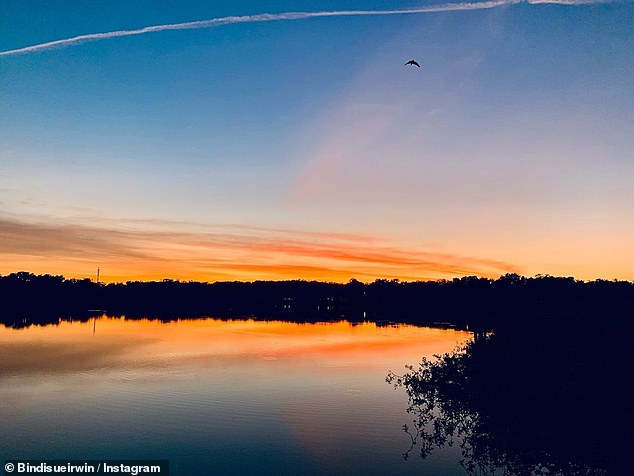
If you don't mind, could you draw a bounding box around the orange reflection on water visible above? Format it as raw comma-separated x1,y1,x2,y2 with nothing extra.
0,317,472,470
0,317,471,378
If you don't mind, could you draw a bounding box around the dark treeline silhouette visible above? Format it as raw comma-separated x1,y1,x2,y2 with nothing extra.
1,271,634,328
384,274,634,476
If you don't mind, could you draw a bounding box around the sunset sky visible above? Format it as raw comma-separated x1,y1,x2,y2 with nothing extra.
1,0,633,282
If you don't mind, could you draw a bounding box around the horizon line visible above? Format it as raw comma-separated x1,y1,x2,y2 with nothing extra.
2,270,630,285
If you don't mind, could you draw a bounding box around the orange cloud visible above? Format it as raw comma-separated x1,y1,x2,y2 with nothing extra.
0,215,518,282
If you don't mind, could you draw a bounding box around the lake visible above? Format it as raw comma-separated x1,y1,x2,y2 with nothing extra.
0,317,472,475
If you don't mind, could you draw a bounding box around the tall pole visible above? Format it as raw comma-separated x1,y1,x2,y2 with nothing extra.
96,267,100,284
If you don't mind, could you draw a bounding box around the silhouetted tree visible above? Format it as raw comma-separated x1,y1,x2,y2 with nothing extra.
387,310,633,475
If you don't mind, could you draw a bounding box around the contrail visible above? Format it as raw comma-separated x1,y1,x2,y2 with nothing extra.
0,0,614,57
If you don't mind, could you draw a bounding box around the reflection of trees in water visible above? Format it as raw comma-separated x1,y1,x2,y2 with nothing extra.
387,315,633,476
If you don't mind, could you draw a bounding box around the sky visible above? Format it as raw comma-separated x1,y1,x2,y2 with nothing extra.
1,0,633,282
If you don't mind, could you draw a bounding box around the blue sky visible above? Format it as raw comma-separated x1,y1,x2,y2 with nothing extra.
1,0,633,281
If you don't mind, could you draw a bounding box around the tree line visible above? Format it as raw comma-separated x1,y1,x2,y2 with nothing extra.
1,271,633,328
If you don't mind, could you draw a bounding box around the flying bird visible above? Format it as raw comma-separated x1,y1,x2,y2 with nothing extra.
405,59,420,68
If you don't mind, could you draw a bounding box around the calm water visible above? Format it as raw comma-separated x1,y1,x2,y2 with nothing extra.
0,317,472,475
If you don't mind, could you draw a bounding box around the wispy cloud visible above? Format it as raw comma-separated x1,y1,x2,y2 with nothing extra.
0,215,519,282
0,0,614,57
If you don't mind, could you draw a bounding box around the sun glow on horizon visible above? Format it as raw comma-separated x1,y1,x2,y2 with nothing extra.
0,215,523,283
2,212,632,282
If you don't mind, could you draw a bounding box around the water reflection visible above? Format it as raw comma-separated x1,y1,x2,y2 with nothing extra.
0,317,471,376
0,317,471,475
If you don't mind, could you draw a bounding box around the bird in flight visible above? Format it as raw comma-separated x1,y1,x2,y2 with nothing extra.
405,59,420,68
